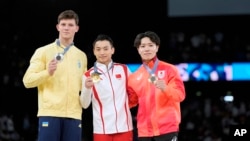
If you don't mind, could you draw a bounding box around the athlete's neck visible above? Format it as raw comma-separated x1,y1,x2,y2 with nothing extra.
58,38,73,47
143,56,157,64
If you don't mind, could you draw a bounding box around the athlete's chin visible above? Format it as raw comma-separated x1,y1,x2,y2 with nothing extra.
142,57,154,61
61,34,72,39
97,59,108,64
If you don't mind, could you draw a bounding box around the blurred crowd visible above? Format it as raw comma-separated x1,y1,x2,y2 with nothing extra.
165,31,250,63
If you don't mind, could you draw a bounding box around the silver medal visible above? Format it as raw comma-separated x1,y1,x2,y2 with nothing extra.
55,53,64,62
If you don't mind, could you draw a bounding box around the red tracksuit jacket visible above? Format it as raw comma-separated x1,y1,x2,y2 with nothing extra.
127,58,186,137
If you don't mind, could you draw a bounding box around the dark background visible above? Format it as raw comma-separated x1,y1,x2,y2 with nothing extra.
1,0,250,141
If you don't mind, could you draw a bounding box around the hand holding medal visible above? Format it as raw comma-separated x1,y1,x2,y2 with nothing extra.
154,79,167,91
85,77,94,89
48,59,58,76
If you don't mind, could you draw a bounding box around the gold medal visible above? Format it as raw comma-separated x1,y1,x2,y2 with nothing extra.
148,74,157,84
55,53,64,62
91,72,101,83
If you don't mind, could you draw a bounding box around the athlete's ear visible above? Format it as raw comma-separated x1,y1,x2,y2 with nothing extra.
112,47,115,55
156,45,159,52
56,24,59,31
75,25,79,33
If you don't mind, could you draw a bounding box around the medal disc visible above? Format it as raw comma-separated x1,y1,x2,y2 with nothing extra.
55,53,64,62
148,74,157,84
91,73,101,83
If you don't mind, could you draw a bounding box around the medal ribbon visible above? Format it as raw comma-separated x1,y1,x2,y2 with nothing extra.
56,39,74,55
143,58,159,76
94,61,114,74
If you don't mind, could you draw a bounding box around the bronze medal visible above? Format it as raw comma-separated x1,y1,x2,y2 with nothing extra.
91,72,101,83
148,74,157,84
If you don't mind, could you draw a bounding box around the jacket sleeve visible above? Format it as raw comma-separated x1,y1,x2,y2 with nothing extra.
80,75,92,109
163,66,186,102
125,66,139,108
23,48,50,88
127,86,138,108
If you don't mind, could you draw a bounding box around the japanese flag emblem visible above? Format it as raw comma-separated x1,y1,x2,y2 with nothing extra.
157,70,165,79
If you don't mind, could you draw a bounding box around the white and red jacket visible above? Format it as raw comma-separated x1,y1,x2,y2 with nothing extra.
80,61,133,134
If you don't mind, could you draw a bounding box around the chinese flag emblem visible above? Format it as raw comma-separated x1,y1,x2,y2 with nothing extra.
116,74,122,79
